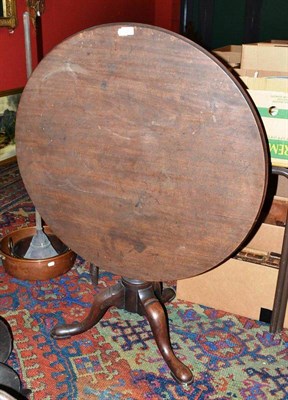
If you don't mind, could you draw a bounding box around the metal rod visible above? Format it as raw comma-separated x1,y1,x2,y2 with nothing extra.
23,11,48,248
35,209,42,231
23,12,33,79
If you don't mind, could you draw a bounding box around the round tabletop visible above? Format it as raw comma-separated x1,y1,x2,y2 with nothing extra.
16,24,268,281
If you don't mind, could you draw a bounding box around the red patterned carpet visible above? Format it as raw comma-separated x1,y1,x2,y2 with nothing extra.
0,162,288,399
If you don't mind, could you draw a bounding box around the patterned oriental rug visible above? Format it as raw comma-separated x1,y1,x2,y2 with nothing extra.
0,162,287,400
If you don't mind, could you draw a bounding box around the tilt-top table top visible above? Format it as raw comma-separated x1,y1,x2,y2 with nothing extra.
16,24,268,281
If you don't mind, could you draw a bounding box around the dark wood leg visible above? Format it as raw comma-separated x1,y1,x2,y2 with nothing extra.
270,167,288,333
153,282,176,304
89,263,99,287
139,286,193,385
270,218,288,332
51,281,125,339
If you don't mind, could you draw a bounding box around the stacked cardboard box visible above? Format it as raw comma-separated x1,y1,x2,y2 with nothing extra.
176,209,288,328
177,42,288,328
213,41,288,168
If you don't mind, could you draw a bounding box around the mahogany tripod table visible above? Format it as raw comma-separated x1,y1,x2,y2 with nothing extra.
16,24,268,384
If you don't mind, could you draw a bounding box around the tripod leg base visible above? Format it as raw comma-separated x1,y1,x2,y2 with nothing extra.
51,278,193,385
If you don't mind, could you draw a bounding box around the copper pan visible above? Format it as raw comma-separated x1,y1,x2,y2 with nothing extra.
0,226,76,281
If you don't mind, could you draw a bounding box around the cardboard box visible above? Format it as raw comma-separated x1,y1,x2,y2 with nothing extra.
277,176,288,198
238,75,288,168
245,222,284,254
236,68,288,78
214,42,288,168
177,257,288,328
241,42,288,73
264,196,288,226
176,197,288,328
212,45,242,67
269,40,288,45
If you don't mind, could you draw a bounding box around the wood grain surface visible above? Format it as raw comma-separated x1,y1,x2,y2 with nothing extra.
16,24,268,281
